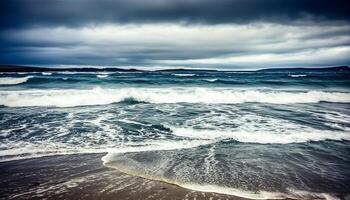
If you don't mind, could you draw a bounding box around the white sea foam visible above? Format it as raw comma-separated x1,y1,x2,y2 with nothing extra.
102,139,212,162
41,72,52,75
0,141,101,162
0,138,210,162
170,127,350,144
0,88,349,107
0,76,32,85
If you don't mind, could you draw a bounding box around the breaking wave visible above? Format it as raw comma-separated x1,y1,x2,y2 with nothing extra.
172,73,195,77
97,74,108,78
289,74,308,78
0,76,33,85
0,87,349,107
204,78,218,82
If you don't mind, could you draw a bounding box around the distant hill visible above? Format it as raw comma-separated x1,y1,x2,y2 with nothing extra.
0,65,142,72
0,65,349,73
258,66,350,72
0,65,222,73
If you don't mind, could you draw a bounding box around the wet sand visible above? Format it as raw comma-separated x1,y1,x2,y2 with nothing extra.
0,153,246,200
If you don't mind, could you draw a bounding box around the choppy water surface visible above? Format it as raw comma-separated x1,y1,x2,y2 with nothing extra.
1,70,350,199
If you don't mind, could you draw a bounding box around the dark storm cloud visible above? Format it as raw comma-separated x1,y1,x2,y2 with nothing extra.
1,0,350,29
0,0,350,68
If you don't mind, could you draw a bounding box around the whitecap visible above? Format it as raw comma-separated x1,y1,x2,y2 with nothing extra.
99,72,114,75
289,74,307,78
97,74,108,78
204,78,218,82
0,76,32,85
0,88,349,107
172,74,195,77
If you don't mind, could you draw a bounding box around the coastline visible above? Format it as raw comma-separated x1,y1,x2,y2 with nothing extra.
0,153,246,200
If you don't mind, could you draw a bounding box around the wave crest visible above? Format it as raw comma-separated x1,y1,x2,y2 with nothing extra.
0,88,349,107
172,73,195,77
289,74,308,78
97,74,108,78
0,76,32,85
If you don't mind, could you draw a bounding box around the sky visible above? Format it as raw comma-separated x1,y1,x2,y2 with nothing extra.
0,0,349,70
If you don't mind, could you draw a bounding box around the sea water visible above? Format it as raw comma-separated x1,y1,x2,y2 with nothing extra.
0,69,349,199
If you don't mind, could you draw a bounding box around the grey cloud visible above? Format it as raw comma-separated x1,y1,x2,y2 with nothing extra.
1,0,349,68
1,0,350,29
1,24,349,68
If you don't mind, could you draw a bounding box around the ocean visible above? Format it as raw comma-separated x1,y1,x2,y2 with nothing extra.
0,68,350,199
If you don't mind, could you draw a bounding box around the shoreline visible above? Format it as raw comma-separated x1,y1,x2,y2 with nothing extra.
0,153,246,200
102,155,283,200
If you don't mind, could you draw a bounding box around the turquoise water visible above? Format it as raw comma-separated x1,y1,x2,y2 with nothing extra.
0,69,350,199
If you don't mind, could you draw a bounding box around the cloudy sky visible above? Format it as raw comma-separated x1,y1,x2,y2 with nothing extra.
0,0,349,69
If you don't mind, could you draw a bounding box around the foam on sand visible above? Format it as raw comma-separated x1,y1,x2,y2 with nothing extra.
103,149,341,200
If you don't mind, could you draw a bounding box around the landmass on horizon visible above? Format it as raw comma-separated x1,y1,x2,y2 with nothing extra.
0,65,349,73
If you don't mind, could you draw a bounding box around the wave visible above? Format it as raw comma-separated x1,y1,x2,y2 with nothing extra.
172,73,195,77
103,159,340,200
0,76,32,85
103,155,283,200
41,72,52,76
99,72,115,75
204,78,218,82
105,140,212,155
97,74,108,78
180,184,284,199
56,71,100,75
170,127,350,144
289,74,307,78
0,141,109,162
179,184,339,200
103,147,341,200
0,88,349,107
